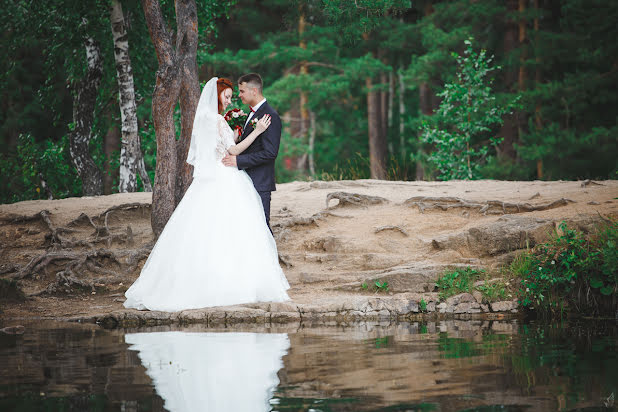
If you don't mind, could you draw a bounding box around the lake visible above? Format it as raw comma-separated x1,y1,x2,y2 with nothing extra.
0,319,616,411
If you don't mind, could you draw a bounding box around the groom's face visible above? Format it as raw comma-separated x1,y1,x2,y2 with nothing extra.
238,82,257,106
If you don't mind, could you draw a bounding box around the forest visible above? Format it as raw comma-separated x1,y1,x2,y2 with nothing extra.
1,0,617,205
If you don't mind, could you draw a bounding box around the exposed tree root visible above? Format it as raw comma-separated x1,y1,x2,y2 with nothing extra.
581,179,604,187
375,225,409,237
326,192,389,209
273,210,352,231
403,196,575,215
11,245,153,295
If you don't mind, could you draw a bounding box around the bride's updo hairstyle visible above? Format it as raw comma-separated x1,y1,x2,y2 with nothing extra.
217,77,234,113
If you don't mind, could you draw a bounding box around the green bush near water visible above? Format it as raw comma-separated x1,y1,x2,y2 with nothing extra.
515,220,618,316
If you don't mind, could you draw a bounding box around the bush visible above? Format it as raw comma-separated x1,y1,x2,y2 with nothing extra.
0,134,81,204
516,220,618,316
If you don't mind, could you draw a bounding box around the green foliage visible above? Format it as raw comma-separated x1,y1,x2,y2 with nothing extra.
0,134,81,203
421,39,519,180
361,279,389,293
516,221,618,316
435,266,510,302
419,298,427,312
435,267,484,300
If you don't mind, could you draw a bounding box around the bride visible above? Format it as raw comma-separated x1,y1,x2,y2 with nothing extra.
123,77,290,312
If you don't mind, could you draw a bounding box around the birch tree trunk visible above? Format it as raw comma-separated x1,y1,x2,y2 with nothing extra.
69,35,104,196
141,0,199,237
111,0,152,193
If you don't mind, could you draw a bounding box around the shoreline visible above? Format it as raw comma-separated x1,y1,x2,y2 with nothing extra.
1,179,617,326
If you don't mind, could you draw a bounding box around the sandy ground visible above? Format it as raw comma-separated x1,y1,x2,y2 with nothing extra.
1,179,617,323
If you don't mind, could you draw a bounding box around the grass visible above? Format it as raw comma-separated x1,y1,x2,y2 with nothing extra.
435,267,512,303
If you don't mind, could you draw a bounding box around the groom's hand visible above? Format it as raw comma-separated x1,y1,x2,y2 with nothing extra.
222,154,237,168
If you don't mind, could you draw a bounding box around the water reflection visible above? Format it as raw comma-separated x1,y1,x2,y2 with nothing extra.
125,332,289,412
0,320,616,411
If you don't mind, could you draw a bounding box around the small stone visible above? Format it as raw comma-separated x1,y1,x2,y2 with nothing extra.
490,300,518,312
472,291,484,304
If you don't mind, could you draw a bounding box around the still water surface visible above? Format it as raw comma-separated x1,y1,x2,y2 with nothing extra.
0,319,616,411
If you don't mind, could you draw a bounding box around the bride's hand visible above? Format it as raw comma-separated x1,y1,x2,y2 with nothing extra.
255,114,272,134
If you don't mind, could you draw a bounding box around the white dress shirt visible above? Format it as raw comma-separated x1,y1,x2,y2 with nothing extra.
245,98,267,128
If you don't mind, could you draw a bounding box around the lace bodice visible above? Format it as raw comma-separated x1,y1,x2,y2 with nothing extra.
215,115,236,161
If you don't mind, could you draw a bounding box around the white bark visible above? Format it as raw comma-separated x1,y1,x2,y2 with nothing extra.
69,35,104,196
111,0,152,192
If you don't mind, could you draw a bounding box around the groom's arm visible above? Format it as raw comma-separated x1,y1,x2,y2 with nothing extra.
236,111,281,170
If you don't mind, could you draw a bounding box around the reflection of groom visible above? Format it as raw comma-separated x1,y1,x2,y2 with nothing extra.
222,73,281,232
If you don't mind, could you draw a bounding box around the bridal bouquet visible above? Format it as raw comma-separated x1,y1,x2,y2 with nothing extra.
224,108,248,135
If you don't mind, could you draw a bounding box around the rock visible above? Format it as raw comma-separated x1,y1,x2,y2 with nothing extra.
432,215,555,257
303,236,343,253
336,263,475,294
472,291,484,304
446,293,476,306
454,302,482,314
490,300,518,312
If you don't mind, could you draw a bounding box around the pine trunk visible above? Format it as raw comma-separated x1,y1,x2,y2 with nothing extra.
174,0,200,204
534,0,543,179
297,9,309,172
142,0,183,237
367,76,387,179
308,110,316,176
398,66,405,161
69,36,104,196
498,0,520,159
111,0,152,193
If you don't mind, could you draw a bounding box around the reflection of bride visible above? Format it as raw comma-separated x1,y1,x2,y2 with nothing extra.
125,332,290,412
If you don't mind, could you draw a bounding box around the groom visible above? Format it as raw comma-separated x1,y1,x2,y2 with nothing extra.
222,73,281,232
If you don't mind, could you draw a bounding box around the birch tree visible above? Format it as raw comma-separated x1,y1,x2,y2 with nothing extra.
110,0,152,193
69,32,104,196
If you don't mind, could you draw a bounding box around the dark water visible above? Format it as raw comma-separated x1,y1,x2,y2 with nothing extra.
0,319,616,412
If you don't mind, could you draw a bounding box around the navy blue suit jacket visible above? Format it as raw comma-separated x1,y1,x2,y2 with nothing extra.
237,101,281,192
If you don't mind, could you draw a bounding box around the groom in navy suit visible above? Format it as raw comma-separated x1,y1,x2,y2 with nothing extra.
222,73,281,232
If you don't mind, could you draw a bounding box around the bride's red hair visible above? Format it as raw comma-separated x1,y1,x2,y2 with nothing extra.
217,77,234,113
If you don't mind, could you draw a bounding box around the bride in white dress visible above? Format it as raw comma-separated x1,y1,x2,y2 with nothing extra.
123,77,290,312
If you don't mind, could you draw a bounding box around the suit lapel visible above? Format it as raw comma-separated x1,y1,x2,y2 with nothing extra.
241,102,269,141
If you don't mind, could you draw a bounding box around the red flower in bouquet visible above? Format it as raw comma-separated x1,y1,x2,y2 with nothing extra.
224,108,248,135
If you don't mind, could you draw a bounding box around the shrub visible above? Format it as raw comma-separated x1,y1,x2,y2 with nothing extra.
516,220,617,316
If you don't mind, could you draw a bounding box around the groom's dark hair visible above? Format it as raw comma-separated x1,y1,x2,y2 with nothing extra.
238,73,263,93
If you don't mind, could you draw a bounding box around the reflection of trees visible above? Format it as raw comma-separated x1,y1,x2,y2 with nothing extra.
1,320,615,412
0,322,164,411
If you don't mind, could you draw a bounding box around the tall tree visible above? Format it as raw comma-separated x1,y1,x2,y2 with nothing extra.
110,0,152,193
141,0,196,237
69,32,104,196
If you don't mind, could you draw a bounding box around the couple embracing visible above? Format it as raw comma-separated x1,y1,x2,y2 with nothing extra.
124,74,290,312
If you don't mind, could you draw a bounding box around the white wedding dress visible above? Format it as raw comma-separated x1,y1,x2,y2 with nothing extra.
125,331,290,412
124,78,290,312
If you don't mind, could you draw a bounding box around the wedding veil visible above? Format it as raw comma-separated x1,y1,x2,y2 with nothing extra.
187,77,219,178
